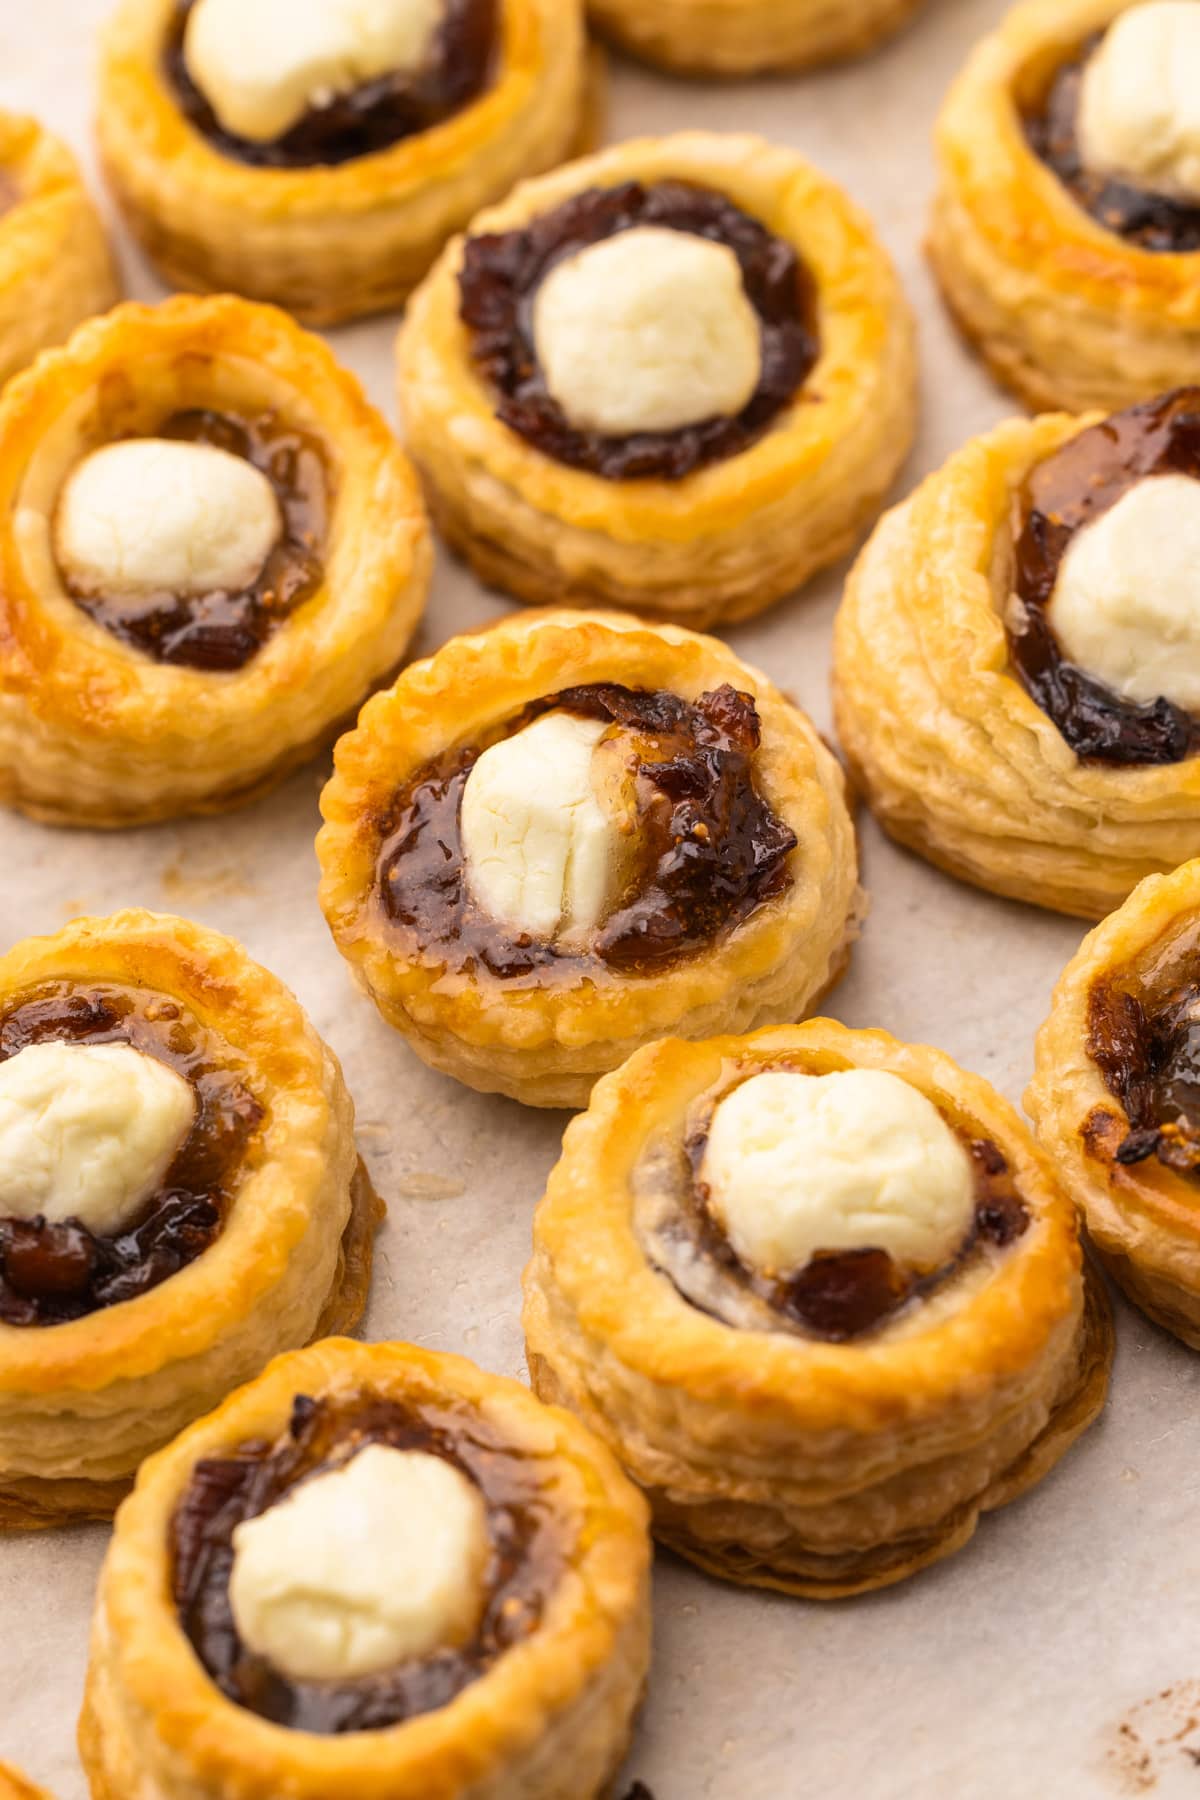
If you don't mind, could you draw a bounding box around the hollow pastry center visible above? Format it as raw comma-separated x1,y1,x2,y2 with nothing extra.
378,683,797,978
701,1069,976,1280
1078,2,1200,200
0,983,263,1329
1047,474,1200,711
0,1040,195,1237
531,227,763,438
229,1443,489,1683
184,0,445,143
459,710,638,946
56,439,282,602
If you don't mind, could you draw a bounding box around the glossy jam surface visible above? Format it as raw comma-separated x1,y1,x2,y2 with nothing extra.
377,682,797,981
675,1090,1028,1341
165,0,497,168
171,1391,565,1733
1024,37,1200,253
459,180,820,481
60,409,328,673
1089,957,1200,1174
0,984,262,1327
1010,388,1200,766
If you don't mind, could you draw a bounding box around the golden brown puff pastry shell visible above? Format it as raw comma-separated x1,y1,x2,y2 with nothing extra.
523,1020,1114,1598
0,113,119,394
0,910,383,1531
930,0,1200,414
318,608,863,1109
586,0,928,78
97,0,589,326
0,294,430,829
1029,859,1200,1349
398,132,917,629
0,1765,52,1800
832,406,1200,920
78,1336,652,1800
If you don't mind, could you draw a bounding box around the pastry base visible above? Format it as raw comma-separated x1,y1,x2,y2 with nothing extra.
0,1158,383,1532
586,0,927,77
643,1259,1113,1597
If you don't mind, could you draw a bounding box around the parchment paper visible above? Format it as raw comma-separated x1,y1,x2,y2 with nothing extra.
2,4,1197,1795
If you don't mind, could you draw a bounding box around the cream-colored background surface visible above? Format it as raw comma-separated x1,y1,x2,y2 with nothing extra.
1,3,1196,1795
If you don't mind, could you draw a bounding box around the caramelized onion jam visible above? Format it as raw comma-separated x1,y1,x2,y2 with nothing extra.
376,682,797,982
1024,36,1200,253
1009,389,1200,766
59,407,329,674
459,180,820,481
164,0,498,168
635,1067,1028,1344
0,984,262,1328
171,1391,565,1734
1089,942,1200,1176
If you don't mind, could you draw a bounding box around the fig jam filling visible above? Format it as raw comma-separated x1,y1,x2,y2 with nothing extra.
171,1391,564,1734
458,180,820,481
0,984,263,1328
60,408,328,674
1024,37,1200,253
165,0,497,168
376,682,797,981
635,1073,1028,1344
1009,388,1200,766
1088,962,1200,1174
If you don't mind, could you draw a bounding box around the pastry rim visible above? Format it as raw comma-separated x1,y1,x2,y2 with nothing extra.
317,608,862,1060
524,1019,1086,1436
82,1336,651,1799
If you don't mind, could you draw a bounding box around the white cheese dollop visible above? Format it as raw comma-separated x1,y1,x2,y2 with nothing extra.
460,710,631,944
531,225,763,438
1047,473,1200,711
184,0,445,144
0,1042,196,1237
700,1069,976,1278
1078,1,1200,200
56,439,282,601
229,1444,490,1683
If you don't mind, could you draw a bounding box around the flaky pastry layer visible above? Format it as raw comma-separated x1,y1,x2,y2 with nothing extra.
0,911,378,1526
832,409,1200,919
318,608,863,1108
97,0,588,325
587,0,927,76
78,1338,651,1800
0,1764,52,1800
398,132,917,628
930,0,1200,413
523,1020,1113,1596
0,295,430,828
1028,860,1200,1349
0,112,119,394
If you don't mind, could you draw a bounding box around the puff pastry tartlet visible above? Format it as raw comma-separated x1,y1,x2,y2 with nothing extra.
399,132,917,628
0,910,382,1530
318,609,863,1108
524,1020,1114,1596
0,293,429,829
79,1336,651,1800
586,0,928,77
931,0,1200,413
0,112,119,394
834,388,1200,919
1029,858,1200,1348
97,0,589,325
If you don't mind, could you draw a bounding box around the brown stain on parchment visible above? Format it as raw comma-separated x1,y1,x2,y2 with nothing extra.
159,857,260,905
1104,1683,1200,1793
